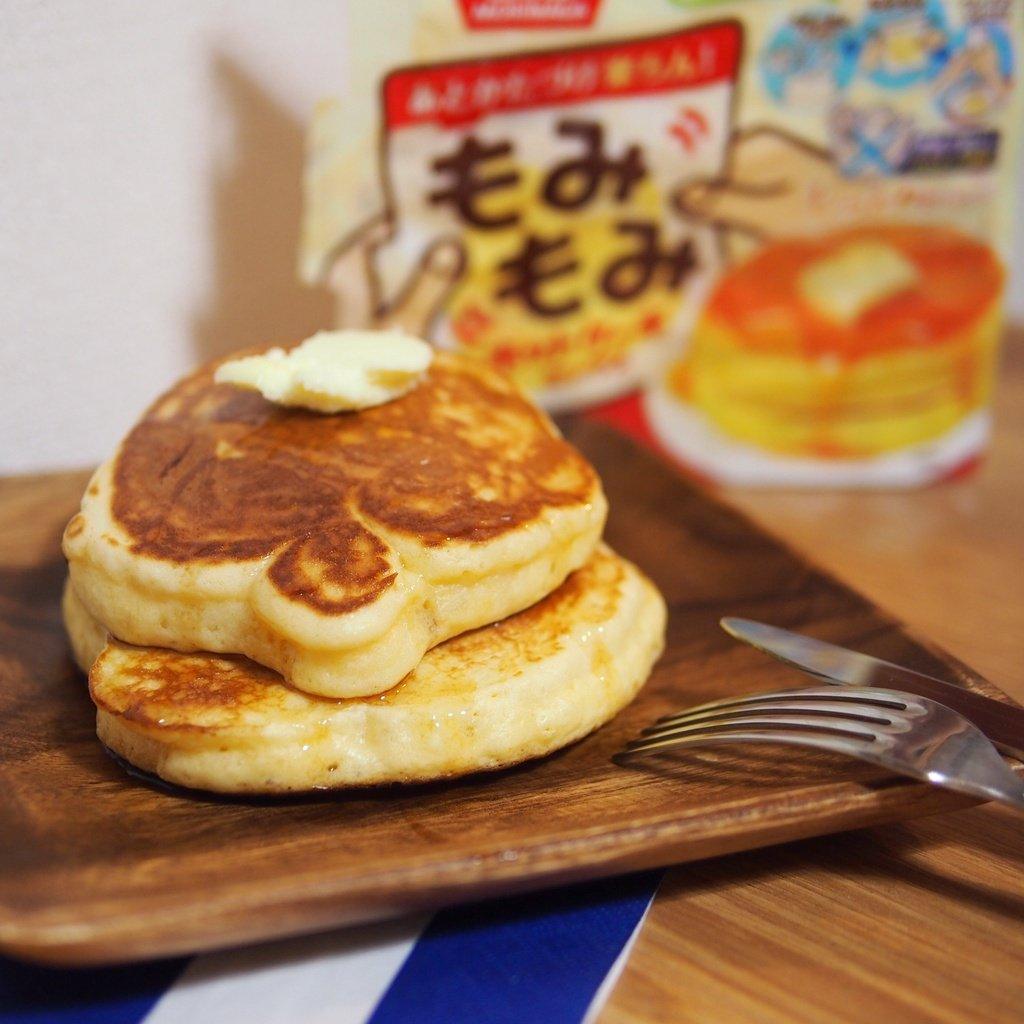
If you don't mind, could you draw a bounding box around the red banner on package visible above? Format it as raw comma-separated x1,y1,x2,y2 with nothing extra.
383,22,743,129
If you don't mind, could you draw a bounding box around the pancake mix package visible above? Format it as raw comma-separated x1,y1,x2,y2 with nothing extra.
301,0,1023,486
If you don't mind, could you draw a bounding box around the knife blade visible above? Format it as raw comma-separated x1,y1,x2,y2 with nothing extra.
721,617,1024,761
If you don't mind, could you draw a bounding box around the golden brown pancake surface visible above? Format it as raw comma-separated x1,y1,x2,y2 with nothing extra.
89,552,623,736
112,352,597,611
71,546,667,792
64,351,607,697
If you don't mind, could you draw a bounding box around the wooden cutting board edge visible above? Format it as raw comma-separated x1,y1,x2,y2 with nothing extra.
2,425,1020,967
0,766,998,966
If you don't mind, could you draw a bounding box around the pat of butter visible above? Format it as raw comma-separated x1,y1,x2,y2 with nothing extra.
799,242,919,326
214,330,433,412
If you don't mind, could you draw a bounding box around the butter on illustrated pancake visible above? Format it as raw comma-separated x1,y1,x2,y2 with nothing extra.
64,351,606,698
665,225,1004,459
66,547,665,793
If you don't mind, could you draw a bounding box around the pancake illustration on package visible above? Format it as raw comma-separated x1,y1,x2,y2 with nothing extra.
646,118,1011,486
64,350,607,698
646,222,1004,484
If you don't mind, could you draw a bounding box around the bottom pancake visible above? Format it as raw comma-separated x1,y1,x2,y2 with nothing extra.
64,546,665,793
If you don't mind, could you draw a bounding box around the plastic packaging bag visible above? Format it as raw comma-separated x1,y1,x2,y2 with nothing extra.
302,0,1022,486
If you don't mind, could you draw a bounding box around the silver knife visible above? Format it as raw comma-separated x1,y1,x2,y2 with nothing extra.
721,617,1024,761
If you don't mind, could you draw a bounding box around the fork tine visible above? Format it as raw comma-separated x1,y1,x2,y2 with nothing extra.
624,714,877,757
640,699,899,740
619,689,1024,812
652,688,908,730
618,721,876,761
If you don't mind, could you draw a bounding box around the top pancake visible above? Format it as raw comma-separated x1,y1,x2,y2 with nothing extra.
64,350,606,697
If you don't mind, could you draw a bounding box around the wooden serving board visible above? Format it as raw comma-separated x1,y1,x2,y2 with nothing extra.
0,423,1016,966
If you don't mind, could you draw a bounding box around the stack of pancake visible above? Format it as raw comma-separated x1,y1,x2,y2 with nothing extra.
63,349,665,793
658,225,1004,461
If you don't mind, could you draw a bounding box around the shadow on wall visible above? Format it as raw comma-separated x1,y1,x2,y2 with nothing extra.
192,53,333,363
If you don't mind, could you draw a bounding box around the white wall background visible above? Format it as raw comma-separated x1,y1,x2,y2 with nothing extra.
1,1,348,474
2,1,1022,473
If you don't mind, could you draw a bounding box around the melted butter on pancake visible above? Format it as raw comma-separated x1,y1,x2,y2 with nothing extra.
214,329,433,412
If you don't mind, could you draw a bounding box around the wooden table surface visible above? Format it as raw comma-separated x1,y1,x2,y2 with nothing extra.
1,338,1021,1022
597,335,1024,1024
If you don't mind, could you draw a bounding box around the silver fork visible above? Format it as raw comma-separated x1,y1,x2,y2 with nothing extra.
619,686,1024,811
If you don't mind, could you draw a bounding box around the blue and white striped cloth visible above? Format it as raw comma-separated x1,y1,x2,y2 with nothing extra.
2,872,662,1024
